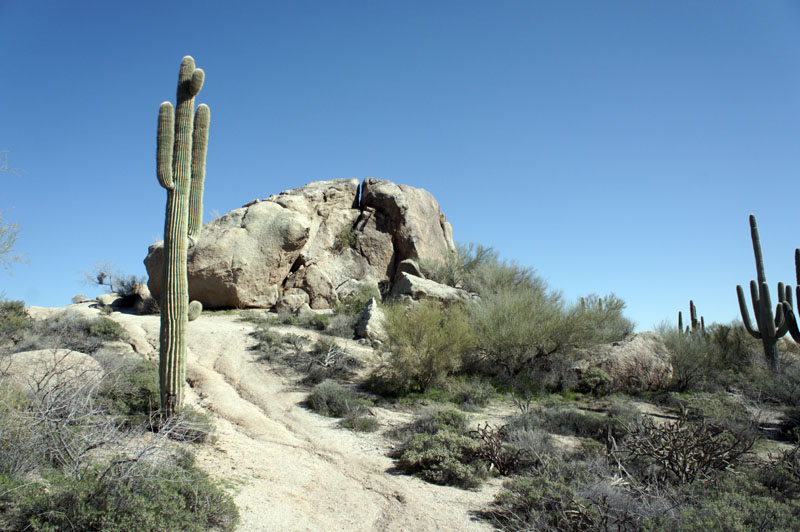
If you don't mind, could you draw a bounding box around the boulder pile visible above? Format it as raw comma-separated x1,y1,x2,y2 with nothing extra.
144,178,456,310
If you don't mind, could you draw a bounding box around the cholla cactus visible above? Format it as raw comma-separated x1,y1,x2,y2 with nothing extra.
156,56,209,416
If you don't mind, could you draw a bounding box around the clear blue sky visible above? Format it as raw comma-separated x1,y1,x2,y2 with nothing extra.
1,0,799,331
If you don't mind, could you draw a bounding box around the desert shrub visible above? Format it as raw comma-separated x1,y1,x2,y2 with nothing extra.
0,454,238,532
13,311,127,354
643,473,800,532
681,392,760,440
576,366,613,396
325,313,357,338
333,226,357,253
398,429,485,488
96,359,160,425
467,285,631,382
335,284,381,317
0,299,27,339
543,406,617,442
470,422,533,475
300,340,361,384
251,321,285,361
340,411,379,432
484,474,592,532
387,407,468,444
307,313,329,331
155,407,215,444
758,444,800,499
419,242,496,288
308,380,366,418
444,376,494,409
618,411,755,486
375,300,473,394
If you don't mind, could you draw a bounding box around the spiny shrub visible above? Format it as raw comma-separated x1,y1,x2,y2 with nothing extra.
376,299,473,394
309,380,365,418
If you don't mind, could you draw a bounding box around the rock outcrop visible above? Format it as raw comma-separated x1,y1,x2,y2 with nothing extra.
145,178,456,310
572,332,673,393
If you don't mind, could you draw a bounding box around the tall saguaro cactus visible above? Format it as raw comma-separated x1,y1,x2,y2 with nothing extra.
157,56,210,416
736,214,787,372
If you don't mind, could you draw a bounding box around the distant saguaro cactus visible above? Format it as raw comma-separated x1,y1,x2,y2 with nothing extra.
678,300,704,334
736,214,787,372
156,56,210,416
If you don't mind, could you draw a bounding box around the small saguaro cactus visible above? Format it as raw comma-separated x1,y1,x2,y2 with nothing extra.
678,300,705,334
156,56,210,416
736,214,787,372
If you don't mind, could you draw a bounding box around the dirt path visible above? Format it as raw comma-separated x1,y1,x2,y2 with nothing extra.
105,310,499,532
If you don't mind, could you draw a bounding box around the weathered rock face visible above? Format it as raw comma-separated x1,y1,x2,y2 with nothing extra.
145,178,456,309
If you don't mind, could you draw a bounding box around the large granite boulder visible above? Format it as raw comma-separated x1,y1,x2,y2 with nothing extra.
145,178,456,309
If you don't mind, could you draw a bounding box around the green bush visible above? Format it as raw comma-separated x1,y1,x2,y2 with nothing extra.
307,313,330,331
419,242,496,288
14,311,127,354
335,283,381,317
387,407,468,444
643,473,800,532
398,429,485,489
444,376,494,409
333,226,357,253
576,366,612,396
0,456,238,532
309,380,366,418
0,299,27,339
96,359,160,425
340,412,379,432
376,300,474,393
467,286,631,382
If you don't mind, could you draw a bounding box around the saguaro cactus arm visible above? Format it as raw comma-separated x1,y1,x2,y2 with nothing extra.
188,104,209,240
782,249,800,342
157,102,175,190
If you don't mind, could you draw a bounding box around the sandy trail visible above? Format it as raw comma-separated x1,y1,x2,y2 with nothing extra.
107,310,498,532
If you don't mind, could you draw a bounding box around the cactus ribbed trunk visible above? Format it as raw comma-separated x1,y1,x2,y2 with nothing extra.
736,214,786,373
157,56,209,416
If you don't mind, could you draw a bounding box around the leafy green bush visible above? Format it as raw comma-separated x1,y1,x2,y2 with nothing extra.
375,300,474,394
0,299,27,339
467,286,631,382
398,429,485,488
309,380,366,418
0,455,238,532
